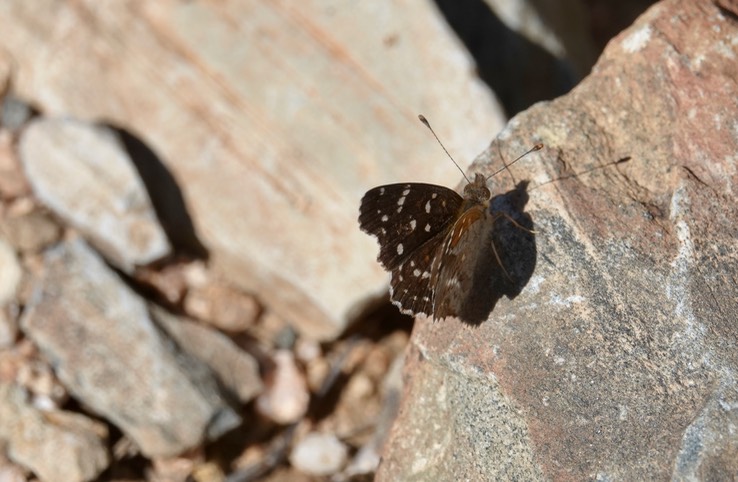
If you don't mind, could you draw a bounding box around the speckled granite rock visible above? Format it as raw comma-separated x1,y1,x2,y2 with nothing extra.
377,1,738,479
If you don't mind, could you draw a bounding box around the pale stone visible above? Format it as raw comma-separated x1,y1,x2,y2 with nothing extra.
256,350,309,425
0,383,109,482
19,238,240,457
294,338,321,363
152,306,263,403
0,239,20,306
0,210,60,253
18,118,171,272
289,432,348,476
183,280,261,333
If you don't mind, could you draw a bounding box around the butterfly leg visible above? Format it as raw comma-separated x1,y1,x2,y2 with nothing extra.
488,211,536,282
494,212,537,234
489,234,513,282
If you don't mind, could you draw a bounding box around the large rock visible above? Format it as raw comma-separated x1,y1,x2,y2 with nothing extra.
0,1,506,340
377,0,738,479
20,238,240,457
152,306,263,403
19,118,172,272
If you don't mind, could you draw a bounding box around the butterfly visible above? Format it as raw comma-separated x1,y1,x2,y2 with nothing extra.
359,115,542,320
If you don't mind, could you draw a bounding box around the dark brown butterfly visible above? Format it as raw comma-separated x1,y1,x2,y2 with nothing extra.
359,115,542,320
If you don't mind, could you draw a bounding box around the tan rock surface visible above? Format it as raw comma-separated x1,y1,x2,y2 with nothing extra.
0,0,691,479
0,0,505,340
19,118,172,271
0,383,109,482
152,306,263,403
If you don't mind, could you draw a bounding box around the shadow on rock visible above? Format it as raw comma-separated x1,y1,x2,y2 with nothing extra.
454,181,536,325
103,123,209,260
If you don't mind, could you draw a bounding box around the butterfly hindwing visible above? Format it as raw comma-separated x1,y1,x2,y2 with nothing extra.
432,205,495,319
388,233,446,316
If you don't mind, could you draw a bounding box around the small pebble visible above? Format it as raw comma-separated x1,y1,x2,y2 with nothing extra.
0,238,21,306
345,372,374,401
289,432,348,476
306,357,329,393
0,210,61,253
184,278,261,332
256,350,309,424
295,338,321,363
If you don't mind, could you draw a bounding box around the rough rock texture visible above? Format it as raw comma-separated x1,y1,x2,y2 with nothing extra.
152,306,263,403
19,238,240,457
0,383,109,482
18,118,172,272
377,1,738,480
0,0,505,341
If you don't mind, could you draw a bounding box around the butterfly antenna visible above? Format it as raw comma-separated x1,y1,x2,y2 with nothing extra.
418,114,471,184
531,156,631,190
486,143,544,181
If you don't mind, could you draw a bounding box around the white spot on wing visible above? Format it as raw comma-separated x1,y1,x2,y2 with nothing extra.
379,187,385,195
402,188,410,196
413,269,421,277
432,193,437,199
381,214,389,222
398,196,406,206
422,271,430,279
425,200,431,213
397,243,404,255
425,223,431,232
410,219,416,230
397,206,403,213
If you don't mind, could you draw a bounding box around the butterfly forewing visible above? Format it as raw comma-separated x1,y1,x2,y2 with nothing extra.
358,183,463,270
359,182,467,316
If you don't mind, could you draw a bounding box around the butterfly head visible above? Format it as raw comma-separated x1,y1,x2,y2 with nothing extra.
463,173,491,203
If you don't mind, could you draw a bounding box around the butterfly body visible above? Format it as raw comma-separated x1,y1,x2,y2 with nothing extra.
359,173,492,319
